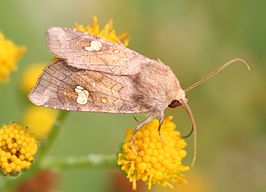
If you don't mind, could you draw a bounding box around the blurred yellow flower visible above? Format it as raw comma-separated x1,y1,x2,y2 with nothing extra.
0,123,38,175
0,33,25,82
22,106,58,140
117,116,189,190
172,170,212,192
151,170,213,192
74,16,129,46
20,64,46,94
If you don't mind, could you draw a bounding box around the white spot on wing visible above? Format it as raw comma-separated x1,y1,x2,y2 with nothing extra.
75,85,84,93
85,40,102,51
75,85,89,105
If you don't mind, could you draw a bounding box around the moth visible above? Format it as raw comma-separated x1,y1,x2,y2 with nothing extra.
29,27,249,165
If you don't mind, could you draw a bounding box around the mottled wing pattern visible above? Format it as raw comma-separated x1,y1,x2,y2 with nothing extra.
29,60,152,113
46,27,150,75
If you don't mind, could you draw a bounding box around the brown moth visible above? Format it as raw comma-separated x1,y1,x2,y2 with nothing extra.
29,27,250,166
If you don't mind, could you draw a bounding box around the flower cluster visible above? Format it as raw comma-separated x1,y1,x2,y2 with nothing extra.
74,16,129,46
118,116,189,190
0,33,25,82
0,123,38,175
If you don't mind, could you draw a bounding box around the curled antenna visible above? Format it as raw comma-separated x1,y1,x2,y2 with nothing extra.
185,58,250,92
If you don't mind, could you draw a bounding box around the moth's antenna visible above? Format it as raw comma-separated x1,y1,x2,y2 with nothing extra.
181,125,193,138
185,58,250,92
180,99,197,167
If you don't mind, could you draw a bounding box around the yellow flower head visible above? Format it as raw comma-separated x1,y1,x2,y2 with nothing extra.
117,116,189,190
0,33,25,82
74,16,129,46
22,106,58,140
20,64,46,94
0,123,38,175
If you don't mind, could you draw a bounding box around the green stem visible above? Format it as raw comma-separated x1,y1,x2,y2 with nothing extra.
37,110,68,162
2,110,68,191
41,154,117,170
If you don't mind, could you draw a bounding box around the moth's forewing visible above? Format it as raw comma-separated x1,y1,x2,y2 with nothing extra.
46,27,150,75
29,60,152,113
30,27,182,114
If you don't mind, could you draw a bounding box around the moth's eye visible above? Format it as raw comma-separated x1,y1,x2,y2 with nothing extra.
168,100,181,108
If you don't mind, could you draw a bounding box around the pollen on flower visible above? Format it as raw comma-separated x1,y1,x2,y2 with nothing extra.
0,33,25,82
117,116,189,190
74,16,129,46
0,123,38,175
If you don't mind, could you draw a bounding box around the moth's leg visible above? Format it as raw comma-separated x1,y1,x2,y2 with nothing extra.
133,116,140,123
158,112,164,133
158,112,167,144
131,112,157,153
136,113,156,130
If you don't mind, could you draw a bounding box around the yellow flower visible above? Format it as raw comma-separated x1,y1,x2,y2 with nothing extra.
22,106,58,140
0,123,38,175
0,33,25,82
20,64,46,94
74,16,129,46
117,116,189,190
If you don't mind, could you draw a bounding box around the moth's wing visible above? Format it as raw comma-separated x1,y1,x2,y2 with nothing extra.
46,27,150,75
29,60,152,114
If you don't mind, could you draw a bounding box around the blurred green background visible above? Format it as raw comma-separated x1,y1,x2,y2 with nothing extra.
0,0,265,191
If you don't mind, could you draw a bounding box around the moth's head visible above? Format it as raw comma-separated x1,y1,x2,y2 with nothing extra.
168,88,186,108
168,99,182,108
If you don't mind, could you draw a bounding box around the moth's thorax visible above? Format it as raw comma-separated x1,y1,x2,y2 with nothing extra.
136,60,183,111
